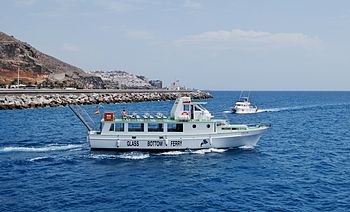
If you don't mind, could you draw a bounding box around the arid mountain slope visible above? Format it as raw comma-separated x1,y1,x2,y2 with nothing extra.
0,32,104,88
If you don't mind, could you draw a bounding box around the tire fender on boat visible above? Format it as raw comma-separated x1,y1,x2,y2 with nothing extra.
116,139,120,147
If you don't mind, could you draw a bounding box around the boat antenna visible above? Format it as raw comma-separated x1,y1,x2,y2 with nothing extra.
17,67,19,88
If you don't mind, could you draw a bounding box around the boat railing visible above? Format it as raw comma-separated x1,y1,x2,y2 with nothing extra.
69,105,98,131
247,123,272,128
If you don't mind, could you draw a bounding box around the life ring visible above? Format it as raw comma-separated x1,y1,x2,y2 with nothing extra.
182,111,189,116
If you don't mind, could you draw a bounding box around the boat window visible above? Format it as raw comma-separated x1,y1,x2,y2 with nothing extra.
167,123,183,132
128,123,144,132
207,124,210,128
195,106,201,111
148,123,164,132
192,124,197,128
109,123,115,131
183,105,190,111
115,123,124,132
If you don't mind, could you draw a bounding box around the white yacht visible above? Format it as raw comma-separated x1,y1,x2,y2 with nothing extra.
232,93,258,114
71,97,270,151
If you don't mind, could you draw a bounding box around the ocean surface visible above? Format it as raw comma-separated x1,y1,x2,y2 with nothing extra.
1,91,350,211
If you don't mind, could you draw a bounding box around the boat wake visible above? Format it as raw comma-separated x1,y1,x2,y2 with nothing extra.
118,152,150,160
89,152,150,160
89,149,227,159
158,151,188,156
256,108,282,113
158,148,227,156
238,145,255,150
0,144,83,153
253,103,350,114
191,148,228,154
256,106,312,113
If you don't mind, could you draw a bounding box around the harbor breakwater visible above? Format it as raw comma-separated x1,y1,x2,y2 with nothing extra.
0,90,212,110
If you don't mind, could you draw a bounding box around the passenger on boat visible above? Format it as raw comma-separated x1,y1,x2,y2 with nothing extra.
121,110,127,119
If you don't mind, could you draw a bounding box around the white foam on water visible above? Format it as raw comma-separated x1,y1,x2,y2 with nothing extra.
158,151,189,155
191,149,211,154
239,145,255,150
192,148,228,154
29,156,49,162
209,148,228,153
257,105,314,113
0,144,83,153
89,152,150,160
257,103,350,114
88,154,118,160
158,148,227,156
90,148,227,159
118,152,150,160
257,108,282,113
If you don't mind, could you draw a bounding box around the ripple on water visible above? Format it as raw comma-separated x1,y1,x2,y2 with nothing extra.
1,91,350,211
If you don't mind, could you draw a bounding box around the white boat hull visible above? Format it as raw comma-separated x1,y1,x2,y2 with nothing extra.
232,96,258,114
232,108,258,114
88,128,267,151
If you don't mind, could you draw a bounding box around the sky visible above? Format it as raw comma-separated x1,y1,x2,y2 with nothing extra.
1,0,350,90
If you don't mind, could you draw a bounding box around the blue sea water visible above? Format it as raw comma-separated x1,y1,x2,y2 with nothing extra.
1,91,350,211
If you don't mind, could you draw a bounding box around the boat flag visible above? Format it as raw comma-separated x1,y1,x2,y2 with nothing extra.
94,106,100,115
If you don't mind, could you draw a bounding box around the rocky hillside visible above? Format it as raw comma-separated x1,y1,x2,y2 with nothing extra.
0,32,104,88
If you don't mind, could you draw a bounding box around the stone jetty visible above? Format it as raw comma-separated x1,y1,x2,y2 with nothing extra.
0,91,212,110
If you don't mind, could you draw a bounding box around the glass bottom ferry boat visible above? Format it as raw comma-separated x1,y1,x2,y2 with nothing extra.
71,97,270,151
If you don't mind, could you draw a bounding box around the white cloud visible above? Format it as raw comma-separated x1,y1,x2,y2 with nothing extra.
96,0,135,12
125,30,155,40
183,0,201,10
338,10,350,20
176,29,321,47
62,43,79,52
15,0,38,6
29,0,135,17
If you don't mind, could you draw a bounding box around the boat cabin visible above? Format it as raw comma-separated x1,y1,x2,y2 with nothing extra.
99,97,218,135
170,97,212,121
235,97,251,105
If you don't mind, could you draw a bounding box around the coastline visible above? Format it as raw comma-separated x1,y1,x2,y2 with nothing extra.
0,89,212,110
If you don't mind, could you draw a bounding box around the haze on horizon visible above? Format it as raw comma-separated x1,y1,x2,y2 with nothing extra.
1,0,350,91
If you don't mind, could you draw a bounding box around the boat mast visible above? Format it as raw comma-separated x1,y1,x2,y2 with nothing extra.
68,105,98,131
17,68,19,88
